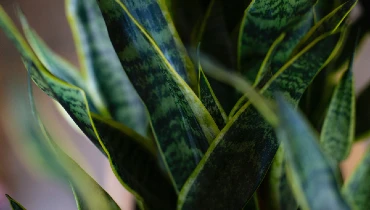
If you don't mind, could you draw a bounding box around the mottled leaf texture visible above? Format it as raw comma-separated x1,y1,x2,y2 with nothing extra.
238,0,315,81
275,95,350,210
198,66,227,128
0,8,176,209
99,0,196,87
97,0,220,191
342,146,370,209
6,195,26,210
178,32,342,209
320,49,355,162
66,0,149,136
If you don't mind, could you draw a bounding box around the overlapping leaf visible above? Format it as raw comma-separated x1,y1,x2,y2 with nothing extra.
320,46,355,163
178,31,342,209
6,195,26,210
275,95,350,210
66,0,149,136
97,0,220,191
0,7,176,209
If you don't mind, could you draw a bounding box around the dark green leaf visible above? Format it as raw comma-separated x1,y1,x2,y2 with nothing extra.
275,95,349,210
238,0,315,81
0,8,176,209
99,0,196,87
97,0,220,191
198,65,227,128
178,31,342,209
5,195,26,210
66,0,149,136
342,146,370,209
320,46,355,163
256,147,297,210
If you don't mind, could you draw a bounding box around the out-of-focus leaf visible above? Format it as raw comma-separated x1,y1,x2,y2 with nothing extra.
275,95,350,210
97,0,220,191
342,146,370,209
99,0,196,87
320,45,355,163
238,0,315,81
356,83,370,139
256,147,297,210
178,31,342,209
66,0,149,136
5,195,26,210
314,0,344,22
0,8,176,209
198,64,227,128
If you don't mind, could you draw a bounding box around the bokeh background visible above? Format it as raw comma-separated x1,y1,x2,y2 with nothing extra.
0,0,369,209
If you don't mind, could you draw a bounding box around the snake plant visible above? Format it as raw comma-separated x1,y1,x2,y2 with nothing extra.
1,0,370,209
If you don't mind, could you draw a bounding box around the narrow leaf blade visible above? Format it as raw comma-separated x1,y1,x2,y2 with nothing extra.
5,195,26,210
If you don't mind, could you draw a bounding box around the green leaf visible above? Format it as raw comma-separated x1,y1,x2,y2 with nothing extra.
229,33,286,118
320,47,355,163
66,0,149,136
275,95,350,210
97,0,220,191
342,146,370,209
5,195,26,210
295,0,357,51
0,8,176,209
256,146,297,210
198,64,227,129
178,31,342,209
99,0,196,88
238,0,315,81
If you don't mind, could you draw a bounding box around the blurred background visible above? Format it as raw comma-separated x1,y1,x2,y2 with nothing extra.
0,0,369,209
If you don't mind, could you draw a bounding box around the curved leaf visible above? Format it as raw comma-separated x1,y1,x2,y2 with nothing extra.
0,8,176,209
178,31,342,209
97,0,220,191
320,48,355,163
275,95,349,210
66,0,149,136
5,195,26,210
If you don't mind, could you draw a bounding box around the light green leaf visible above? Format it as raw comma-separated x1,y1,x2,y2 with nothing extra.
66,0,149,136
198,64,227,128
97,0,220,191
342,146,370,209
0,7,176,209
6,195,26,210
238,0,315,81
275,95,350,210
178,31,342,209
320,48,355,163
